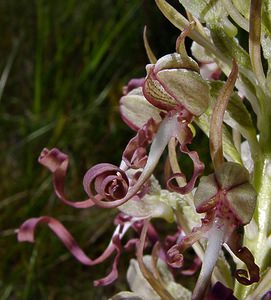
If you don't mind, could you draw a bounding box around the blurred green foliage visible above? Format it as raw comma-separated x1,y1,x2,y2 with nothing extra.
0,1,184,299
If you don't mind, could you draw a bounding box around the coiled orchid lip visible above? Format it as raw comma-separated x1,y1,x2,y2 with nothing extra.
83,163,129,202
16,212,160,287
17,215,127,286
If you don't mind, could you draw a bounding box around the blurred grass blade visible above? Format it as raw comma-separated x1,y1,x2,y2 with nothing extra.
1,285,13,300
79,2,141,84
0,39,19,103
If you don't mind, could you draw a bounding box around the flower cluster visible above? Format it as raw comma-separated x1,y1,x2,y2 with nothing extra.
17,0,271,299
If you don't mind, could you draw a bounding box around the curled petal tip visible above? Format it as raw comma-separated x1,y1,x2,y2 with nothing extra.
83,163,130,208
38,147,68,173
17,219,37,243
227,229,260,285
167,145,204,194
167,244,184,268
39,147,49,159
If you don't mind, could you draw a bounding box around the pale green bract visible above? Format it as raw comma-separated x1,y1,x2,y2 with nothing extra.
119,176,190,223
126,256,192,300
179,0,237,36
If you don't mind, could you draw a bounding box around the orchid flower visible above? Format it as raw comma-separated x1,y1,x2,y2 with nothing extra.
167,61,259,299
121,24,210,199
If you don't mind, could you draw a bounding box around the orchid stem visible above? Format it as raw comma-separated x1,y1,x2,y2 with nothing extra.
235,156,271,298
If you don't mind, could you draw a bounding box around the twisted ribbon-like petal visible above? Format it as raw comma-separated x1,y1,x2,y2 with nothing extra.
167,144,204,194
122,118,158,169
17,216,129,286
83,163,129,205
166,120,204,194
167,214,212,269
39,148,95,208
227,229,260,285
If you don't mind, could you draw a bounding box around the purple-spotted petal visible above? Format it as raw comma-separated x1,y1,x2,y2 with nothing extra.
38,148,95,208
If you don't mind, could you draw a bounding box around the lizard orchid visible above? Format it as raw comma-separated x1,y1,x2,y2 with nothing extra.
17,0,271,298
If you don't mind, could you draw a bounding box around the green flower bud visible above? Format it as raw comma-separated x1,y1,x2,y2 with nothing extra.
226,182,257,225
143,52,210,116
194,173,218,213
194,162,257,225
215,162,250,190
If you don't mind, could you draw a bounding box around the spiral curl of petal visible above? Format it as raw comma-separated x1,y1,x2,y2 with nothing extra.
83,163,130,208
